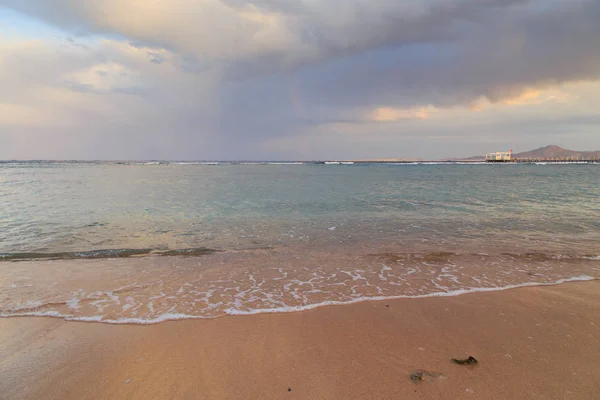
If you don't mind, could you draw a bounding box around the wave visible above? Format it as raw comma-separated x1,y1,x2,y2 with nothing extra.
381,162,487,165
145,161,309,166
0,276,594,324
0,247,219,261
2,248,598,263
368,251,600,263
224,276,596,316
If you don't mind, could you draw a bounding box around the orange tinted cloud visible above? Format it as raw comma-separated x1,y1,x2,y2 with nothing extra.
370,106,430,122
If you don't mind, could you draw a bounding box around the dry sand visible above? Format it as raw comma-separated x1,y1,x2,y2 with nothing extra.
1,281,599,400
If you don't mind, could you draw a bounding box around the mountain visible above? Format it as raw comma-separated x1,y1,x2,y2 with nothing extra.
513,145,600,159
460,145,600,161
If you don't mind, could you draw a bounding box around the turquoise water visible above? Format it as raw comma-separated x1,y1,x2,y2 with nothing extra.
1,162,599,323
1,162,599,257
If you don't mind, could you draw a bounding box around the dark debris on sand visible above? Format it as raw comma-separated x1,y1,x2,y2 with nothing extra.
409,370,444,383
410,356,477,384
451,356,478,366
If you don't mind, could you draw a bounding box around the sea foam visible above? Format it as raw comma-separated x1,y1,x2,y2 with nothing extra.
1,275,594,325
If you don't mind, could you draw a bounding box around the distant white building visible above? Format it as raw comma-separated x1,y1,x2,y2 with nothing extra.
485,151,512,162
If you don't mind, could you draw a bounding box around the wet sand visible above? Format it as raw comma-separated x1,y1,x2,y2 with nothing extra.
1,281,599,400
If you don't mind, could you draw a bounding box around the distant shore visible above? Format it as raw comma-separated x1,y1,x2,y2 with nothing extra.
2,280,599,400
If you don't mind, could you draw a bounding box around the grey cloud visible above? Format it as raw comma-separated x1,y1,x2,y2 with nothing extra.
0,1,533,68
499,113,600,129
1,0,600,160
4,1,599,101
111,86,150,97
64,80,96,93
218,0,530,81
219,0,600,133
210,0,600,146
556,114,600,126
148,52,164,64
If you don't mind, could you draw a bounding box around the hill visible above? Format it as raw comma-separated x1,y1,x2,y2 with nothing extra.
513,145,600,159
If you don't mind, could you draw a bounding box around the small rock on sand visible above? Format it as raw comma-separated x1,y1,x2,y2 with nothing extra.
451,356,478,366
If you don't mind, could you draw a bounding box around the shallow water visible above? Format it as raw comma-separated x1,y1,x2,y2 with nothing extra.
1,162,599,322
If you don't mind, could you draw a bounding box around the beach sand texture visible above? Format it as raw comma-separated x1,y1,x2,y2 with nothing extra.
1,280,599,400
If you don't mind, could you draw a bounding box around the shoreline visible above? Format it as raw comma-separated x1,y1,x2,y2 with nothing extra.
1,275,596,325
2,280,600,399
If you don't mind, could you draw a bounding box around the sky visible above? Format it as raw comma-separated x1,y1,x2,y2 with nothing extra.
0,0,599,160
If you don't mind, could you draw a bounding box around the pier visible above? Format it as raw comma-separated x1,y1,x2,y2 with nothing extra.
484,157,600,164
513,158,600,164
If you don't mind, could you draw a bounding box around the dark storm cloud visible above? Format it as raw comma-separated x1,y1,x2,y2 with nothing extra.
230,0,600,108
211,0,600,150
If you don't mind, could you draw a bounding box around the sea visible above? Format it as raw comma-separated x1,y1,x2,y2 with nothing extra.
1,161,599,323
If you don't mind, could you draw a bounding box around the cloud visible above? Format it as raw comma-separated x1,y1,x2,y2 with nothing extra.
0,0,599,159
0,35,224,159
370,107,430,122
0,0,301,61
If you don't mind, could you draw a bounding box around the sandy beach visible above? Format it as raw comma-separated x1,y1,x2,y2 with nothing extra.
1,280,599,400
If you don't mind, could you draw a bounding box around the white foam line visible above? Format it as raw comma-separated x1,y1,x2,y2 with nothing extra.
0,276,595,324
224,276,596,316
0,311,212,325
